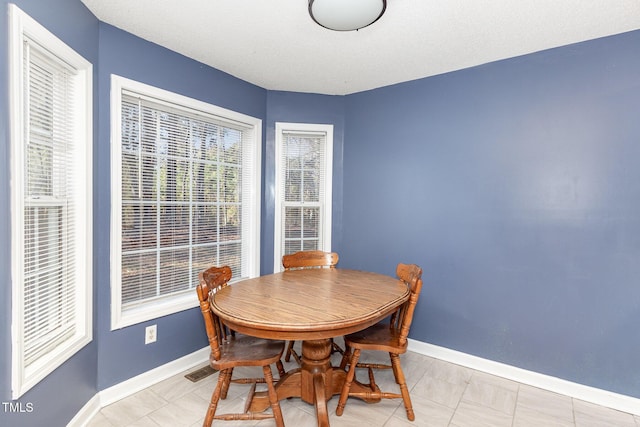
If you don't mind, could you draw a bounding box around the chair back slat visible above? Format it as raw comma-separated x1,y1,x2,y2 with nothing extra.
282,250,339,270
394,263,423,347
197,265,233,361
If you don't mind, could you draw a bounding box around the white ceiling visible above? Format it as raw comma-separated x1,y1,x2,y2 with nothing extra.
81,0,640,95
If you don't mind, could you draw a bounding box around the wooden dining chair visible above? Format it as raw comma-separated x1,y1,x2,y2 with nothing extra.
336,263,423,421
281,250,341,364
197,265,286,427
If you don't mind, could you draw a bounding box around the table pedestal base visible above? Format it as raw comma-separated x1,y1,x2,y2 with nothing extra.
246,339,381,427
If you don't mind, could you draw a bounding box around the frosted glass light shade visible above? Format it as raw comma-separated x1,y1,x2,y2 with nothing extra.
309,0,386,31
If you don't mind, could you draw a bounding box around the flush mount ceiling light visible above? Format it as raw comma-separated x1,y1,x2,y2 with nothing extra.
309,0,387,31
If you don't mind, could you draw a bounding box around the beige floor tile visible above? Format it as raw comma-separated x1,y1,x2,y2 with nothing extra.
461,379,517,416
391,351,434,388
426,358,473,386
325,396,395,427
147,392,210,427
150,366,206,402
86,411,115,427
514,403,575,427
191,371,264,405
411,374,467,408
517,384,574,422
329,385,405,425
573,399,637,427
124,417,162,427
101,388,168,427
390,397,454,427
285,394,321,417
191,375,218,402
469,370,520,393
283,399,320,426
252,398,315,427
449,400,514,427
383,416,417,427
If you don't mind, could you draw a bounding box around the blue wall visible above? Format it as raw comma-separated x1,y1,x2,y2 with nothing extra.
342,30,640,398
0,1,99,426
95,22,269,389
264,91,346,273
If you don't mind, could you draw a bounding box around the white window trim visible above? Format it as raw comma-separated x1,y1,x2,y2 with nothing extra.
273,122,333,272
110,75,262,330
9,4,93,399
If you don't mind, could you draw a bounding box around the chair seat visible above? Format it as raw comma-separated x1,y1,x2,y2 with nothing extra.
345,323,408,354
212,335,285,371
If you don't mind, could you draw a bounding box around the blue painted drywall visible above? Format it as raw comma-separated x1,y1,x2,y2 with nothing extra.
264,91,346,274
95,23,269,390
341,30,640,398
0,0,99,426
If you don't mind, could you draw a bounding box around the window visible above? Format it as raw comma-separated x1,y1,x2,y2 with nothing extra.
274,123,333,271
110,76,261,329
9,4,93,399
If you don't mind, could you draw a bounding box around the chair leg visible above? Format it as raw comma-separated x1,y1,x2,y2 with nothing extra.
330,338,344,355
263,365,285,427
285,341,301,365
203,369,228,427
220,367,233,399
390,353,415,421
276,359,285,378
336,348,361,416
339,345,351,370
284,341,295,362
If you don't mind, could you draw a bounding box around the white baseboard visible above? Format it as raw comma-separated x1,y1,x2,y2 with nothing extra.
67,394,101,427
408,339,640,416
67,347,209,426
99,347,210,407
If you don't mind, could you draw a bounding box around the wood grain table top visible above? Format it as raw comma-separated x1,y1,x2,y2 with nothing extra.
210,268,410,340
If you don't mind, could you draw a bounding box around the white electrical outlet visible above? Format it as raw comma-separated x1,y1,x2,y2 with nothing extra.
145,324,157,344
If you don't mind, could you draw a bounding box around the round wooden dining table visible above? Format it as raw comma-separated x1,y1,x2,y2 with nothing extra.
209,268,410,427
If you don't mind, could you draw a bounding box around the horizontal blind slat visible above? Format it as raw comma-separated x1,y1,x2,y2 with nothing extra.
119,92,253,308
22,37,81,369
280,131,326,255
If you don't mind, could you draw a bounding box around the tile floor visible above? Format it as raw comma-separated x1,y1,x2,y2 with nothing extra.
87,343,640,427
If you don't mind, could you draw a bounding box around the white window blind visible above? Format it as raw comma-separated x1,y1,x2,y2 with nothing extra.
23,42,78,366
10,4,93,399
282,131,325,253
111,76,261,328
274,123,333,271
